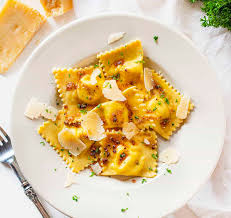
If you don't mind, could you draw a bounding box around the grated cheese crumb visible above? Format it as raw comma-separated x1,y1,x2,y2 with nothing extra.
58,128,87,156
81,111,106,141
144,68,154,92
90,68,101,85
24,97,58,121
107,32,126,44
176,95,190,119
102,80,126,101
64,171,76,188
91,163,102,175
144,138,150,145
159,147,180,165
122,122,139,140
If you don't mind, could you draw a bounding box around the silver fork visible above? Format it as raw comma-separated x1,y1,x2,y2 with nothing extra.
0,126,50,218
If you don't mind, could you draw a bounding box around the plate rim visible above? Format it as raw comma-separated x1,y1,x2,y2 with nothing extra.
10,12,226,217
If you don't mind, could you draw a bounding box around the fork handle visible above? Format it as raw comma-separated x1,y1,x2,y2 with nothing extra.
10,157,50,218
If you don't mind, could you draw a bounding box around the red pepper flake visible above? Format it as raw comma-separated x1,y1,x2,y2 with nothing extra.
114,59,124,67
66,82,77,91
160,118,170,128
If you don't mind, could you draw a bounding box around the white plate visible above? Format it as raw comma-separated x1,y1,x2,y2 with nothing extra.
10,13,225,218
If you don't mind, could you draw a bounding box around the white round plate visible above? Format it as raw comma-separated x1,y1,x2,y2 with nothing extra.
10,14,225,218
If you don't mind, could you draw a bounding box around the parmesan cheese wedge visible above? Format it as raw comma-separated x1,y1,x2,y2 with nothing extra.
176,95,190,119
144,68,154,91
58,128,87,156
64,171,76,188
159,147,180,165
90,68,101,85
107,32,126,44
81,111,106,141
24,98,58,121
0,0,46,74
102,80,126,101
91,163,102,175
40,0,73,17
122,122,139,140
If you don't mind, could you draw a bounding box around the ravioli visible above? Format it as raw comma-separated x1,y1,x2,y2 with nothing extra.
38,110,100,173
53,66,106,125
97,40,144,91
99,130,158,177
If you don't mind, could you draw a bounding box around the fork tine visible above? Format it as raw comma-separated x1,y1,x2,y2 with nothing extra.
0,126,10,142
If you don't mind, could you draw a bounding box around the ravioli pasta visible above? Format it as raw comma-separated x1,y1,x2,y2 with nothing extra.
38,39,193,178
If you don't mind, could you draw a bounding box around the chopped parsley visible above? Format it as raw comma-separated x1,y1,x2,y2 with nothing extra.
120,152,126,158
54,168,56,171
94,64,99,68
121,208,128,213
141,179,147,184
109,84,112,88
68,151,71,156
152,153,158,159
158,101,161,105
164,98,170,104
98,73,102,78
96,104,101,108
134,115,139,119
104,82,109,88
160,94,165,98
45,109,48,113
68,74,71,78
61,149,64,151
111,73,120,80
166,168,172,174
153,35,158,42
90,171,96,177
40,141,45,146
149,167,153,171
135,60,145,64
80,109,87,114
175,99,178,103
88,156,91,160
153,107,157,111
126,192,130,196
108,60,110,65
120,52,124,56
72,195,78,202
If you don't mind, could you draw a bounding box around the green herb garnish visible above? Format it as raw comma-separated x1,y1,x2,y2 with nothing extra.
96,104,101,108
40,141,45,146
149,167,153,171
80,109,87,114
134,115,139,119
166,168,172,174
158,101,161,105
153,35,158,42
72,195,78,202
98,73,102,78
90,172,96,177
141,179,147,184
94,64,99,68
153,107,157,111
164,98,169,104
152,153,158,159
121,208,128,213
135,60,145,64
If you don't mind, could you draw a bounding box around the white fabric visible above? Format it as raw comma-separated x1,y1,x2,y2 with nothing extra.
0,0,230,217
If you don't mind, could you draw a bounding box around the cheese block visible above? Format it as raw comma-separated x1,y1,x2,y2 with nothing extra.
0,0,46,74
40,0,73,17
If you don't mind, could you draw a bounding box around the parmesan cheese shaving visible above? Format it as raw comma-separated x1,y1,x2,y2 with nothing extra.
24,98,58,121
102,80,126,101
122,122,139,140
144,68,154,91
144,138,150,145
58,128,87,156
81,111,106,141
90,68,101,85
176,95,190,119
91,163,102,175
64,171,76,188
107,32,126,44
159,147,180,165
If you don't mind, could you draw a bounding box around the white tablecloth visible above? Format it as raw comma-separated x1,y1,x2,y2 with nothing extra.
0,0,230,217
